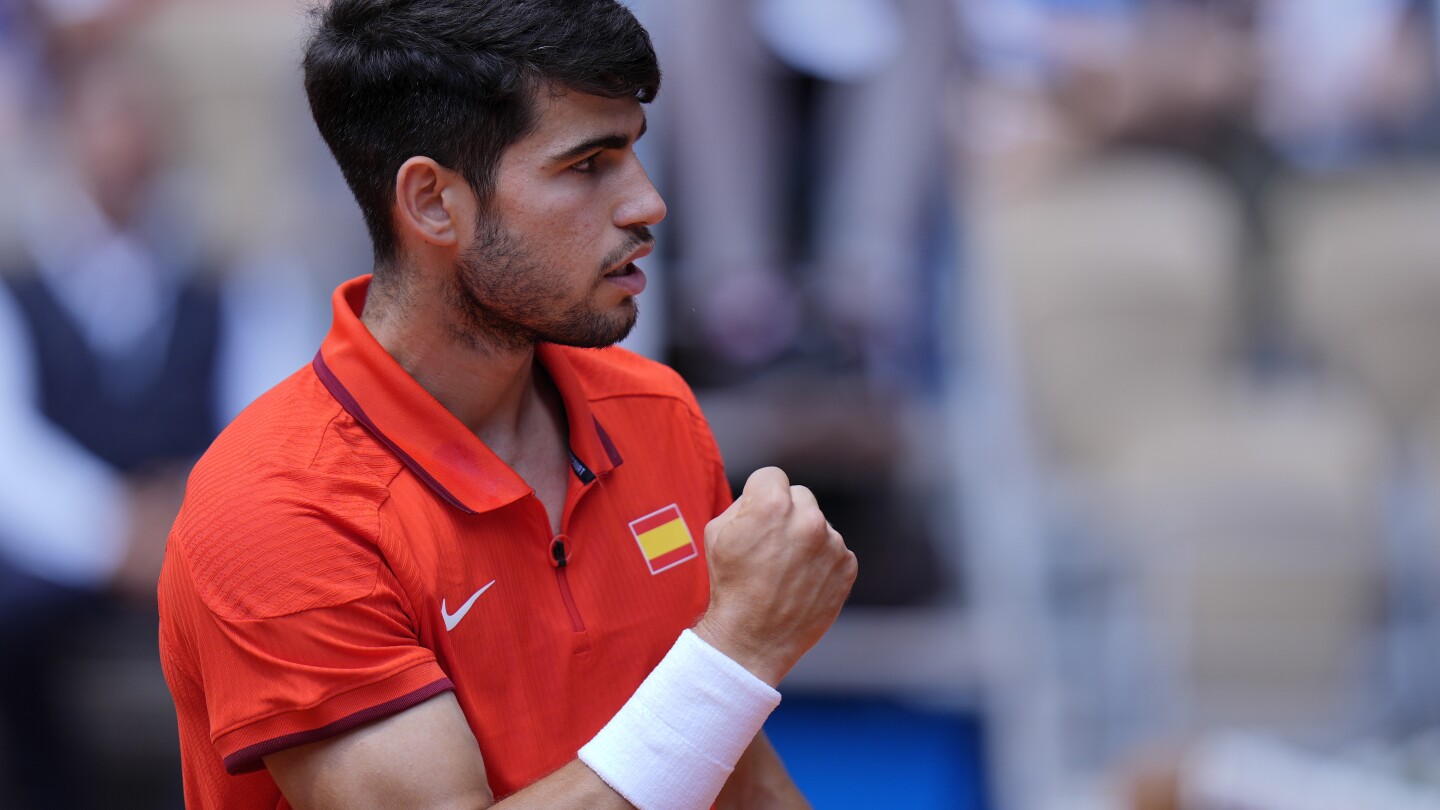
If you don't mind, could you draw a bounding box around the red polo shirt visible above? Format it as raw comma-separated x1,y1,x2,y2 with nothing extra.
158,276,730,808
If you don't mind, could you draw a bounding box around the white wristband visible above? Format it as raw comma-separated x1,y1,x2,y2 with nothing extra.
578,628,782,810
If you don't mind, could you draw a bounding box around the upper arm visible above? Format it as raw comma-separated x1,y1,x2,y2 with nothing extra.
266,690,641,810
265,691,494,810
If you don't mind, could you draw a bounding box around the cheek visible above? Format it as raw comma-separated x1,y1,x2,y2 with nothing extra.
519,199,609,254
495,173,615,265
518,176,607,230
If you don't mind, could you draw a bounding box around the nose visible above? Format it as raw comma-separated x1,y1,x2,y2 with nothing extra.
615,156,667,229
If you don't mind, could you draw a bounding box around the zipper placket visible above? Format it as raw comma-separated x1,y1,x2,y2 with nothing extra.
550,535,585,633
543,456,598,650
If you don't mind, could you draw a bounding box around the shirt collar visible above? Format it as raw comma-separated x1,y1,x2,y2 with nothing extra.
313,275,621,514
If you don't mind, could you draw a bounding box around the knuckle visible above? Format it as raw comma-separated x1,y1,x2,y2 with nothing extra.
799,508,828,538
747,466,790,492
765,466,792,486
752,482,792,513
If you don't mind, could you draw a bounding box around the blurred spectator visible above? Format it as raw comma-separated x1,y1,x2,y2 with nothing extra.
0,43,192,810
960,0,1440,369
959,0,1440,185
666,0,958,389
0,29,316,808
1256,0,1438,170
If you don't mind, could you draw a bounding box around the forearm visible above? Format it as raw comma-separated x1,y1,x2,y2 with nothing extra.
499,731,810,810
273,632,782,810
496,732,810,810
717,733,810,810
491,760,633,809
500,630,790,809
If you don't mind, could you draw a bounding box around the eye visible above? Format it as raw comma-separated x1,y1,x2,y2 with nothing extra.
570,154,599,174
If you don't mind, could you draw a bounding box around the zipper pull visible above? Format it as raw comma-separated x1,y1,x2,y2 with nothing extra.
551,536,568,568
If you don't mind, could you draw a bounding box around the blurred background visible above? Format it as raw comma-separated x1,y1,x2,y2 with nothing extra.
2,0,1440,808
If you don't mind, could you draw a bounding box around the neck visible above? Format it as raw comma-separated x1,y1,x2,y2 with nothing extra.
361,269,550,460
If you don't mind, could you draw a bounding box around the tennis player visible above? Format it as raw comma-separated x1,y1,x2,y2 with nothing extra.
156,1,857,808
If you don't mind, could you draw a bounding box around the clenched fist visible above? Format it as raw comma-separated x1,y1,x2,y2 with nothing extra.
694,467,858,687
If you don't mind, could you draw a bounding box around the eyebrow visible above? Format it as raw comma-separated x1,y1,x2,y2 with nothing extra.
548,115,648,164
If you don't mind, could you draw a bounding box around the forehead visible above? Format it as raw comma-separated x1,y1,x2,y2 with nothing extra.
505,89,645,164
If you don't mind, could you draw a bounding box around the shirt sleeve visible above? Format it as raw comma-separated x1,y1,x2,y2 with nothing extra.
159,480,452,774
709,447,734,519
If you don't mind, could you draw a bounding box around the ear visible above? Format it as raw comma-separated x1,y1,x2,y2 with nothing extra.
393,156,475,249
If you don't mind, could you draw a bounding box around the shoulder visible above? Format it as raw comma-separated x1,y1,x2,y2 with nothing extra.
200,363,405,486
168,365,400,621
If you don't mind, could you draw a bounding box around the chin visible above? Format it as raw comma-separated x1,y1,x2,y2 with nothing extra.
549,304,637,349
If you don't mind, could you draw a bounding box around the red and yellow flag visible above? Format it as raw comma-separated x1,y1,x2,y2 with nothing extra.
628,504,697,574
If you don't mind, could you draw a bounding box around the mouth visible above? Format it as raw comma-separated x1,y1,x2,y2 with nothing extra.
602,242,651,297
604,241,654,277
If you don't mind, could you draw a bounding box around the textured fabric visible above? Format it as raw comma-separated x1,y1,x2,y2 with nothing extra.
158,275,731,808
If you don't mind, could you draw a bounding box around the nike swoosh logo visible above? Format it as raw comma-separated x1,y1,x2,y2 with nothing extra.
442,580,496,632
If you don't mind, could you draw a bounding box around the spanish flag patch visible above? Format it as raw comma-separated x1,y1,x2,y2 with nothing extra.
628,504,698,575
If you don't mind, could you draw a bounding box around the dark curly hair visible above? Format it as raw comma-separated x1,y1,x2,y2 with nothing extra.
303,0,660,266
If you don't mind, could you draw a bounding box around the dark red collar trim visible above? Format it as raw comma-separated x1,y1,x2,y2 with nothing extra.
312,351,476,514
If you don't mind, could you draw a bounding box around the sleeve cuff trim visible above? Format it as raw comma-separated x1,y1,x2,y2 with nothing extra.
221,677,453,774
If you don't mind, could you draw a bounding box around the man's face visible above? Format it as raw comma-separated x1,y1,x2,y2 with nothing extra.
449,89,665,350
